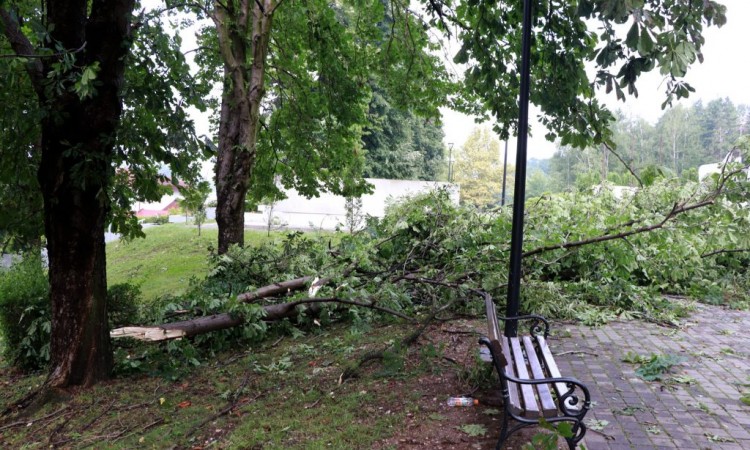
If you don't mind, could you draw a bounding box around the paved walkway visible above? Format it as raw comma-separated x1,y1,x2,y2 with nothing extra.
552,302,750,449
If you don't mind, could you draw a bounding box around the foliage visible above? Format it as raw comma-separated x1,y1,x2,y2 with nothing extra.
113,150,750,369
0,254,50,371
522,419,578,450
453,127,514,207
0,32,43,252
453,0,726,149
107,283,142,329
344,196,364,233
456,423,487,437
0,261,146,372
141,215,169,225
547,98,748,191
180,180,211,235
626,353,687,381
362,89,447,181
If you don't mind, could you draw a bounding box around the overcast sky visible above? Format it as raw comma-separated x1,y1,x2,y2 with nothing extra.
442,0,750,160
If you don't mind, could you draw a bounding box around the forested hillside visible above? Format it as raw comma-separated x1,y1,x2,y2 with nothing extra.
534,98,748,193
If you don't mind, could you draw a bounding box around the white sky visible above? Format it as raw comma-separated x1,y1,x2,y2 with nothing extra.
442,0,750,160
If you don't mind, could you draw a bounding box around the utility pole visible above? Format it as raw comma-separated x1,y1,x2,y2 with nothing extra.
447,143,454,182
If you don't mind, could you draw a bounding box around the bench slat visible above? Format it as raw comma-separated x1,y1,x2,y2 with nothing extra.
500,337,523,416
485,297,502,342
509,337,540,417
522,336,557,417
535,335,581,412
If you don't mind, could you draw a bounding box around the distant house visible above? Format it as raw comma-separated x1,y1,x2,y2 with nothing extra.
132,181,184,218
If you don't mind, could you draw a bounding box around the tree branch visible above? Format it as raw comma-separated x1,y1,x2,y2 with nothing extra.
701,248,750,258
0,7,45,96
0,42,86,59
602,141,643,188
522,200,712,258
111,296,416,342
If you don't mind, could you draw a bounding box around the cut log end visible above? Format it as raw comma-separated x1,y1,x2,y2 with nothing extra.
110,327,187,342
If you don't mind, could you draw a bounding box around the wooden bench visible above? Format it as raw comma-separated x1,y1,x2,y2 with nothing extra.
477,292,590,449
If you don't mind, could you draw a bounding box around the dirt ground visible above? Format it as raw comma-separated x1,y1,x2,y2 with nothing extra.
0,318,548,450
371,320,540,450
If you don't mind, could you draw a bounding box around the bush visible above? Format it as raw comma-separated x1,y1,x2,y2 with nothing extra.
107,282,142,328
0,260,143,371
0,254,51,371
141,215,169,225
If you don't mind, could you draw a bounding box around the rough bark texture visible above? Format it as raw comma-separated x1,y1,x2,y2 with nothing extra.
213,0,274,254
2,0,135,387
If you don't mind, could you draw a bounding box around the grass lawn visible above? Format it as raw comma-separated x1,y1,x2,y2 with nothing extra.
0,319,507,449
106,224,271,301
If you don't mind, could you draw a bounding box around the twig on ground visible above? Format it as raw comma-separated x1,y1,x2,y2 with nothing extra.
0,405,70,432
589,427,616,440
554,350,599,357
184,370,257,438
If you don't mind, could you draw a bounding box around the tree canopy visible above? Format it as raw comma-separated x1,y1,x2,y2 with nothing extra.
452,0,727,149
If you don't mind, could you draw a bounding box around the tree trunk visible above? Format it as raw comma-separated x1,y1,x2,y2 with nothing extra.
213,0,274,254
42,0,135,387
1,0,135,387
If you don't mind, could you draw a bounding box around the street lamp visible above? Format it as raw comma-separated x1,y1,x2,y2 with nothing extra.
505,0,533,337
447,143,455,182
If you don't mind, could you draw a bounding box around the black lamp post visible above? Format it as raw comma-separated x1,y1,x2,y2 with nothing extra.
504,0,533,337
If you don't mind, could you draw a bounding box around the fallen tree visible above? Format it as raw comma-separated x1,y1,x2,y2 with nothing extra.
111,155,750,343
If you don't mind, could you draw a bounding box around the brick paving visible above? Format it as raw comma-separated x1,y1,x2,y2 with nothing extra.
550,302,750,449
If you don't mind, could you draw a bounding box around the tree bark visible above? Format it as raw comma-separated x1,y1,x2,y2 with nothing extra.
111,296,415,342
2,0,135,387
213,0,275,254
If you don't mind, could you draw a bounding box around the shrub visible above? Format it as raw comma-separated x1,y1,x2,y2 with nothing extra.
141,215,169,225
0,260,144,371
107,282,142,328
0,254,51,371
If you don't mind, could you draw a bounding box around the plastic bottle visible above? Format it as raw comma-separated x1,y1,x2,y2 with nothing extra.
446,396,479,406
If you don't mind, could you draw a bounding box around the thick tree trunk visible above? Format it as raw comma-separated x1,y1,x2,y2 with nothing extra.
42,167,112,386
213,0,274,254
43,0,135,387
215,90,255,253
0,0,136,387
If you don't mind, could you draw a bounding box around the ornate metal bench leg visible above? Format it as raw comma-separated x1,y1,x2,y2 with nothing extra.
496,414,510,450
565,420,586,450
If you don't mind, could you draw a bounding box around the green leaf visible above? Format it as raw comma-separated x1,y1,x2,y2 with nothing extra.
457,424,487,437
625,22,639,49
637,29,654,54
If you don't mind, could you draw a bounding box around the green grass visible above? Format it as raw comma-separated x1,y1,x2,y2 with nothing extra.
106,224,271,301
0,323,423,449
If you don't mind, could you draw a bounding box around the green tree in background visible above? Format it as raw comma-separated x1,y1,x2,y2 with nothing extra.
699,98,740,161
454,127,514,207
362,89,446,181
184,0,454,253
181,181,212,236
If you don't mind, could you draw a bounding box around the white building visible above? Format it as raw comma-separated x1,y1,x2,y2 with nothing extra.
245,178,459,231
